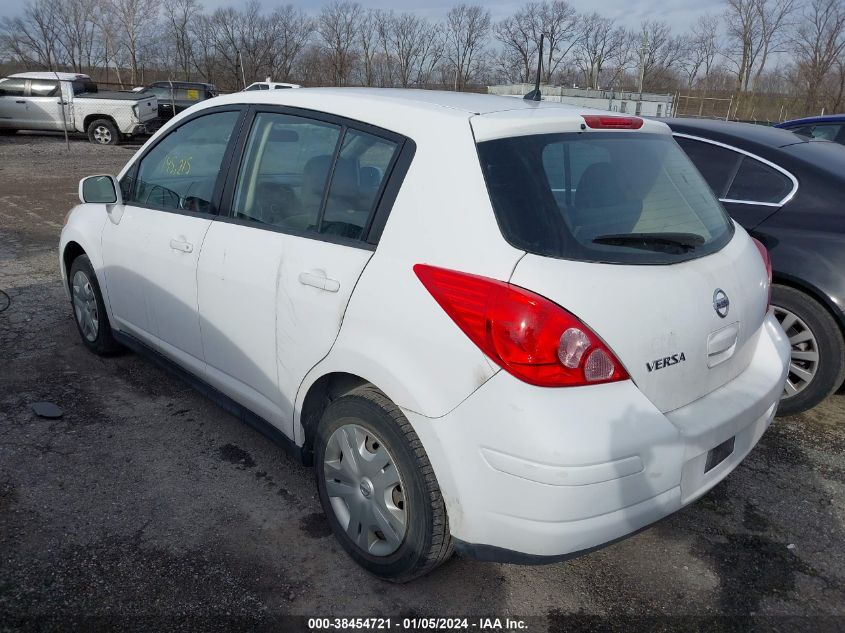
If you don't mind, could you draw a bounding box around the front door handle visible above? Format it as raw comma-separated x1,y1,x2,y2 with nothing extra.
15,100,25,104
169,238,193,253
298,271,340,293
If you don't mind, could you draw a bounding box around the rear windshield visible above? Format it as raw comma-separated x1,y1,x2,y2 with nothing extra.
476,132,734,264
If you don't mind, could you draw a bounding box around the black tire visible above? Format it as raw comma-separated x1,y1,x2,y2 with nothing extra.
87,118,120,145
68,254,122,355
314,385,453,582
773,284,845,416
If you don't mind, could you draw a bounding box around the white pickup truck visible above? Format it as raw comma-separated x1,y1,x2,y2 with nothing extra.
0,72,158,145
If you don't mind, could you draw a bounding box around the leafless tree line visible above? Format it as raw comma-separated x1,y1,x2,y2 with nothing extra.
1,0,844,117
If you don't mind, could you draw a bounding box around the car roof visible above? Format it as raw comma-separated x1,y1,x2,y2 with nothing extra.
7,72,91,81
776,114,845,127
209,87,670,141
664,118,809,149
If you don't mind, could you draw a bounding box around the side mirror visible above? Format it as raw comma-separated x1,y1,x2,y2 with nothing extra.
79,175,121,205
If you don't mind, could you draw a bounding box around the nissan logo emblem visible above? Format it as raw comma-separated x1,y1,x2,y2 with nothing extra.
713,289,730,318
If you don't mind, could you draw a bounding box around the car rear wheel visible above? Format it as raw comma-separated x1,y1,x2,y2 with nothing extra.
314,385,452,582
772,285,845,416
68,255,122,355
87,119,120,145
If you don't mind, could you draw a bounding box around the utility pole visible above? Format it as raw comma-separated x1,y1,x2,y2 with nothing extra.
637,30,648,114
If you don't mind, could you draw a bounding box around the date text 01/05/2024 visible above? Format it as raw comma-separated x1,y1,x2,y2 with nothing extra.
307,617,529,630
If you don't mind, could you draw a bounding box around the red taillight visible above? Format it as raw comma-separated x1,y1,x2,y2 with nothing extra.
752,237,772,312
413,264,629,387
582,115,644,130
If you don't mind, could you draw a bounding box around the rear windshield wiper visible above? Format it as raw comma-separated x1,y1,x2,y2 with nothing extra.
592,232,705,253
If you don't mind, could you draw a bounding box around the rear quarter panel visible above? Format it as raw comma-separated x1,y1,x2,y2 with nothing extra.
294,115,525,441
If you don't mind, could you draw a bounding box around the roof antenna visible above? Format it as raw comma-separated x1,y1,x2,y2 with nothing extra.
523,33,545,102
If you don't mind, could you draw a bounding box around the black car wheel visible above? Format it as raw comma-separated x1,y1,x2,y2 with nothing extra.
773,284,845,416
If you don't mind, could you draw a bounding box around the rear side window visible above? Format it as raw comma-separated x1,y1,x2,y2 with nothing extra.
0,78,26,97
321,129,398,239
129,110,240,213
808,124,842,141
71,81,95,95
477,132,734,265
232,112,342,231
674,136,742,196
29,79,59,97
725,157,793,204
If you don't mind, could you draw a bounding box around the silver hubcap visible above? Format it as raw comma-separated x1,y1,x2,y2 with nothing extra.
323,423,407,556
774,305,819,398
72,270,99,342
94,126,111,144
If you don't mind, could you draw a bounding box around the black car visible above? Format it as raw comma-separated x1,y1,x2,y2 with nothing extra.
140,81,218,121
666,118,845,415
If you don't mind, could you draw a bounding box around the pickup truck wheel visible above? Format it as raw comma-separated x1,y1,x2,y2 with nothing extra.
773,284,845,416
87,119,120,146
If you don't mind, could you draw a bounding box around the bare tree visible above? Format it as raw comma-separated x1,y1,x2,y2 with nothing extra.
792,0,845,113
317,1,363,86
638,20,687,91
164,0,200,80
105,0,162,84
537,1,580,83
494,8,537,83
445,4,491,90
378,11,443,88
574,13,626,89
683,14,721,92
0,0,61,69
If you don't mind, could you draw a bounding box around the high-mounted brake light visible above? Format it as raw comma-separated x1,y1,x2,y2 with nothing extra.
582,115,644,130
413,264,629,387
752,237,772,312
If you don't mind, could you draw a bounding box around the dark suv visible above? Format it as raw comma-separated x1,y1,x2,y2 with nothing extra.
667,118,845,415
140,81,218,121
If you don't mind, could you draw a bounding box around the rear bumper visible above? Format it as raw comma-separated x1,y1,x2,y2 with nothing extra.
405,313,789,561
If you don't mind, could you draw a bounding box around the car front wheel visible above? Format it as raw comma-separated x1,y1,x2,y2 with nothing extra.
773,284,845,416
68,255,122,355
314,385,453,582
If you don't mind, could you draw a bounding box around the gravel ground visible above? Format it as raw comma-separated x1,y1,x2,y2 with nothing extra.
1,132,844,632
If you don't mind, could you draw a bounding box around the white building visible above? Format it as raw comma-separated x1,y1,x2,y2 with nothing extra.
488,84,675,118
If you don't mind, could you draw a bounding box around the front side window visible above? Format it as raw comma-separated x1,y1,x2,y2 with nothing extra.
477,132,734,265
232,112,341,231
128,110,240,213
0,78,26,97
29,79,59,97
725,157,792,204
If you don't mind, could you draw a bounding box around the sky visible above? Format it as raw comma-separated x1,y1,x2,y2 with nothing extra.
0,0,726,33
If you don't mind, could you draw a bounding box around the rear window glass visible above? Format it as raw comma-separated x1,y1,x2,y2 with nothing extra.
477,132,734,265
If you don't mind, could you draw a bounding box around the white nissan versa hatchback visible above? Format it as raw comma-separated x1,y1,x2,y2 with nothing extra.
60,89,790,582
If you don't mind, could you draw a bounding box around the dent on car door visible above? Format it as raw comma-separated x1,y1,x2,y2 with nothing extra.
197,110,402,435
101,108,243,372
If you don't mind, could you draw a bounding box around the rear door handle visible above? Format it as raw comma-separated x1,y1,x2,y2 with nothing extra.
298,271,340,293
15,100,25,104
169,238,193,253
